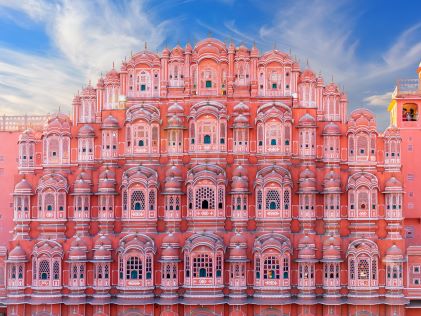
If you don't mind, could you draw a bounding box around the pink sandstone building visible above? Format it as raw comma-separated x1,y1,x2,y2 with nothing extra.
1,38,421,315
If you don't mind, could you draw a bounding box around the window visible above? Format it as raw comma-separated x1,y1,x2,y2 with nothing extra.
126,256,142,279
413,266,420,274
263,256,280,279
192,254,212,278
272,83,277,89
140,84,146,91
39,260,50,280
204,134,211,144
414,278,420,285
205,80,212,88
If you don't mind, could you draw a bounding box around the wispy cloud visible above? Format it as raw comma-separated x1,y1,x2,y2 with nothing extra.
256,0,421,129
363,91,393,107
0,0,169,114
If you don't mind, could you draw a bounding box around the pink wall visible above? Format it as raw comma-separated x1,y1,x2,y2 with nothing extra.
0,131,19,245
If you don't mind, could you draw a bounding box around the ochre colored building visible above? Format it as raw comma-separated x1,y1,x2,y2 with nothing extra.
1,38,421,315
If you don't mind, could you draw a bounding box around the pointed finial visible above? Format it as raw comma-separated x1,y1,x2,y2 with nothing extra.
112,61,114,69
253,40,256,48
144,41,148,50
331,74,334,82
207,30,212,38
306,58,309,68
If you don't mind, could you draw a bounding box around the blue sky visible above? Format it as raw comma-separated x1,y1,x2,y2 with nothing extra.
0,0,420,129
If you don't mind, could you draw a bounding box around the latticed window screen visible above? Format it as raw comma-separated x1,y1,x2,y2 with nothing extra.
39,260,50,280
372,258,377,280
131,190,145,210
123,190,128,211
148,190,156,210
188,188,193,209
283,257,289,279
257,190,263,210
263,256,280,279
357,134,368,156
357,259,369,280
265,189,281,210
72,265,78,279
350,259,355,279
97,264,103,279
216,255,222,277
146,256,152,279
218,188,224,209
255,257,261,279
192,254,213,278
44,192,55,211
195,187,215,210
126,256,142,280
283,190,290,209
58,192,65,211
53,261,60,280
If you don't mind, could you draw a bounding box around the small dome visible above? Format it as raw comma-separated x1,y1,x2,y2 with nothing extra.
300,69,316,81
385,177,402,191
322,122,341,135
44,114,71,133
233,165,247,177
14,178,33,194
161,246,179,258
230,233,247,246
104,68,119,84
168,102,184,114
102,115,119,129
233,102,249,113
325,82,339,93
298,246,316,259
298,234,315,248
167,115,183,127
94,246,111,259
80,83,97,97
298,113,316,126
18,129,36,142
231,176,248,191
229,245,247,258
386,244,403,257
95,234,112,250
162,232,179,247
233,114,248,125
166,165,182,178
74,177,91,193
78,124,95,137
323,245,340,259
300,168,315,180
8,245,27,260
323,171,341,191
164,176,182,192
69,247,86,260
323,235,341,248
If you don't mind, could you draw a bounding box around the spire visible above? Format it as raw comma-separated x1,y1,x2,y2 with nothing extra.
144,41,148,51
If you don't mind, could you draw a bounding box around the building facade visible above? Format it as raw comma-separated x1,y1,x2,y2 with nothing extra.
1,38,421,315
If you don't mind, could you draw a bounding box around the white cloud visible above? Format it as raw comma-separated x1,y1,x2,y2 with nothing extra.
0,0,169,114
363,91,393,107
256,0,421,129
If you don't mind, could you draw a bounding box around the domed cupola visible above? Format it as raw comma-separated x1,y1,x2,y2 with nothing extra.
102,115,119,129
322,122,341,136
8,244,27,262
298,168,316,193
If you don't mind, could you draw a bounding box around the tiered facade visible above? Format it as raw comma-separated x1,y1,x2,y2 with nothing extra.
2,38,420,315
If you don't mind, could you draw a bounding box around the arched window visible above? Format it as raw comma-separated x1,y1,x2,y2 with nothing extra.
118,234,156,289
183,233,224,289
347,173,379,219
253,234,291,291
347,240,379,289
